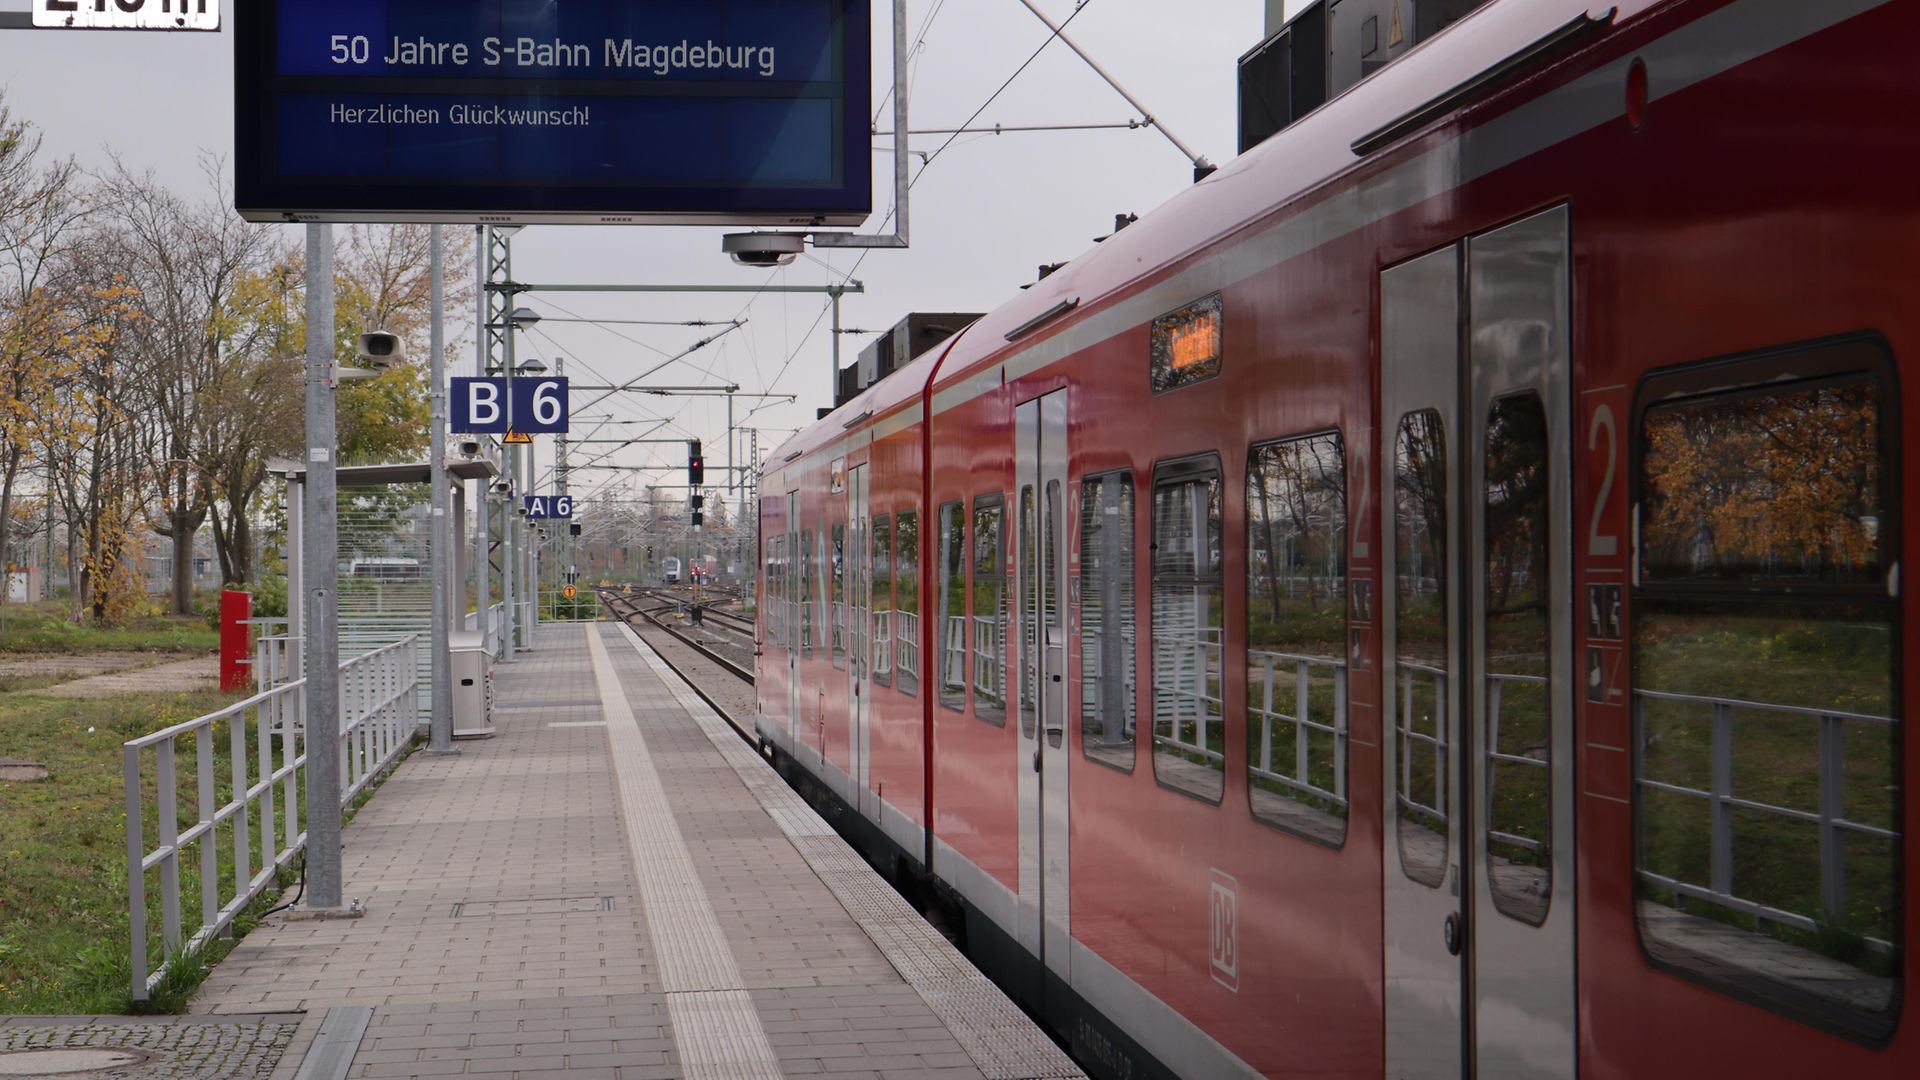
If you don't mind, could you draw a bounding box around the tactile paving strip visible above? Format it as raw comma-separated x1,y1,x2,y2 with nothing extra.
617,622,1085,1080
585,627,783,1080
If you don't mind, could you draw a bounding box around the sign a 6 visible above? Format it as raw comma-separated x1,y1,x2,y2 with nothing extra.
34,0,220,31
452,376,568,435
524,495,573,520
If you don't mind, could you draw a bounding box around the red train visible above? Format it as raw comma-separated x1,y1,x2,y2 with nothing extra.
755,0,1917,1075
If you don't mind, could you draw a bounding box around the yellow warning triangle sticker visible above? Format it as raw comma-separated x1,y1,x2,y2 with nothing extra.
1388,0,1405,47
503,430,532,444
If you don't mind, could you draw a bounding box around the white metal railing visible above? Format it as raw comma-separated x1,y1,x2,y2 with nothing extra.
895,609,920,680
1395,660,1450,827
941,614,965,691
1153,634,1223,762
971,615,1004,703
1635,688,1899,950
871,607,894,677
1248,650,1348,807
833,600,847,657
1485,672,1549,854
122,636,419,1000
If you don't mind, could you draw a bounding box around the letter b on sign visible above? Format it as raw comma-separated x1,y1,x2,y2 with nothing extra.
452,377,509,434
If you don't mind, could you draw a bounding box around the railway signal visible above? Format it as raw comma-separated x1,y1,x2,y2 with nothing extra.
687,440,704,486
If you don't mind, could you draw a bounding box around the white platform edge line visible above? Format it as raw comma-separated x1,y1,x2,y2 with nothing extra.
584,625,783,1079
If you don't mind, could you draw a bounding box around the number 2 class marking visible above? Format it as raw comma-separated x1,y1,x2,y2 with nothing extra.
1588,403,1619,557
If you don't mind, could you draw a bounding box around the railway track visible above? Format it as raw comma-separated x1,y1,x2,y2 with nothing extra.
596,586,756,684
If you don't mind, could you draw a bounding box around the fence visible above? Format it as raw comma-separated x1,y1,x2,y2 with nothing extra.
1248,650,1348,807
122,636,419,1001
1395,660,1450,828
1153,630,1224,763
1634,688,1900,950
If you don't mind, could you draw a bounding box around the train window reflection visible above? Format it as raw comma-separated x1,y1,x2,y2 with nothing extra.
1019,486,1038,740
895,511,920,696
1150,457,1225,803
801,528,815,659
831,523,847,671
937,501,968,712
871,515,892,688
971,495,1007,726
1245,432,1348,846
1394,409,1449,888
1482,394,1552,924
767,535,784,649
1641,379,1885,585
1634,368,1901,1044
1079,472,1135,770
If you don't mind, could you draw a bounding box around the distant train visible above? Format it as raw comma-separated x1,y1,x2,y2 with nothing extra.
755,1,1919,1078
662,556,682,585
345,558,420,581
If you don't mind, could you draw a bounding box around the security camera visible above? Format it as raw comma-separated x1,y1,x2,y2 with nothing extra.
491,480,512,496
356,331,404,369
458,440,481,459
722,231,806,269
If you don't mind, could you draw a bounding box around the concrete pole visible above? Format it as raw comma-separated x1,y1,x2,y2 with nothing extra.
427,225,454,753
473,226,490,649
301,222,344,913
500,237,517,661
525,433,538,638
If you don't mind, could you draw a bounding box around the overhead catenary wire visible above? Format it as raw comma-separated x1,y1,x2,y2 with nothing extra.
746,0,1099,423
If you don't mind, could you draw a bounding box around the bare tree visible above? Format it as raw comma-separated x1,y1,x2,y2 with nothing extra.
0,95,89,629
101,156,276,614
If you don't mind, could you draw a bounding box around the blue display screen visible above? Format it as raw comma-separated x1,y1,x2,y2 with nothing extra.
235,0,870,224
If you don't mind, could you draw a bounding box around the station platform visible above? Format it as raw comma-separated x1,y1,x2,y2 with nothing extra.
192,622,1082,1080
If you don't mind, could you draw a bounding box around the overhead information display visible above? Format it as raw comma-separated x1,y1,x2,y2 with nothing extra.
235,0,870,225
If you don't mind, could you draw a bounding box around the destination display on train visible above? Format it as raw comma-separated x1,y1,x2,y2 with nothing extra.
234,0,871,224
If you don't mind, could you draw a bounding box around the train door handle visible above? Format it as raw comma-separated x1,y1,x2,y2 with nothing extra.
1443,912,1463,956
1032,750,1042,774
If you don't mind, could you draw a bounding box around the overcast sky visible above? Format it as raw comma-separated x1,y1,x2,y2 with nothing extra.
0,1,1267,505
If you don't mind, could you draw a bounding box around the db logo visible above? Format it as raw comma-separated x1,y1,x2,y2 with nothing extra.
1209,868,1239,992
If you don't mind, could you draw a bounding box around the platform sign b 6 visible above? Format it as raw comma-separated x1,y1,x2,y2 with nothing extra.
452,376,567,435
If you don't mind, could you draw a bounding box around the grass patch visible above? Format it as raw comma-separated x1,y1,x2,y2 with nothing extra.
0,600,218,655
0,684,417,1014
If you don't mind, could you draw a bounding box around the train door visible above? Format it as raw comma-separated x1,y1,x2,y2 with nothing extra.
786,490,800,747
1380,207,1576,1078
848,465,872,817
1015,390,1071,1002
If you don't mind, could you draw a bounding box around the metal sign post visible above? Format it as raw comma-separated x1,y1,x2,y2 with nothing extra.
299,222,348,916
427,224,456,754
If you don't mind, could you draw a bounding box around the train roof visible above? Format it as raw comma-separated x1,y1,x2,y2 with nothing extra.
770,0,1660,472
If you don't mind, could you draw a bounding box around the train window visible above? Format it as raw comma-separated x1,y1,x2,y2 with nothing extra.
1018,485,1038,739
972,494,1008,726
1633,353,1901,1043
1079,471,1135,769
895,510,920,696
831,523,847,671
1244,432,1347,846
1150,292,1224,394
1482,393,1552,924
937,501,968,713
1394,409,1450,889
1044,480,1065,749
767,535,784,649
801,528,815,659
871,515,893,688
1150,456,1225,803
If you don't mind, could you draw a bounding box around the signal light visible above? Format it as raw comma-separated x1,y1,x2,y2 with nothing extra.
691,511,704,527
688,439,704,486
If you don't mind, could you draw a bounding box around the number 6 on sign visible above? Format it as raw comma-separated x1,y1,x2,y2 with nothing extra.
511,377,569,434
